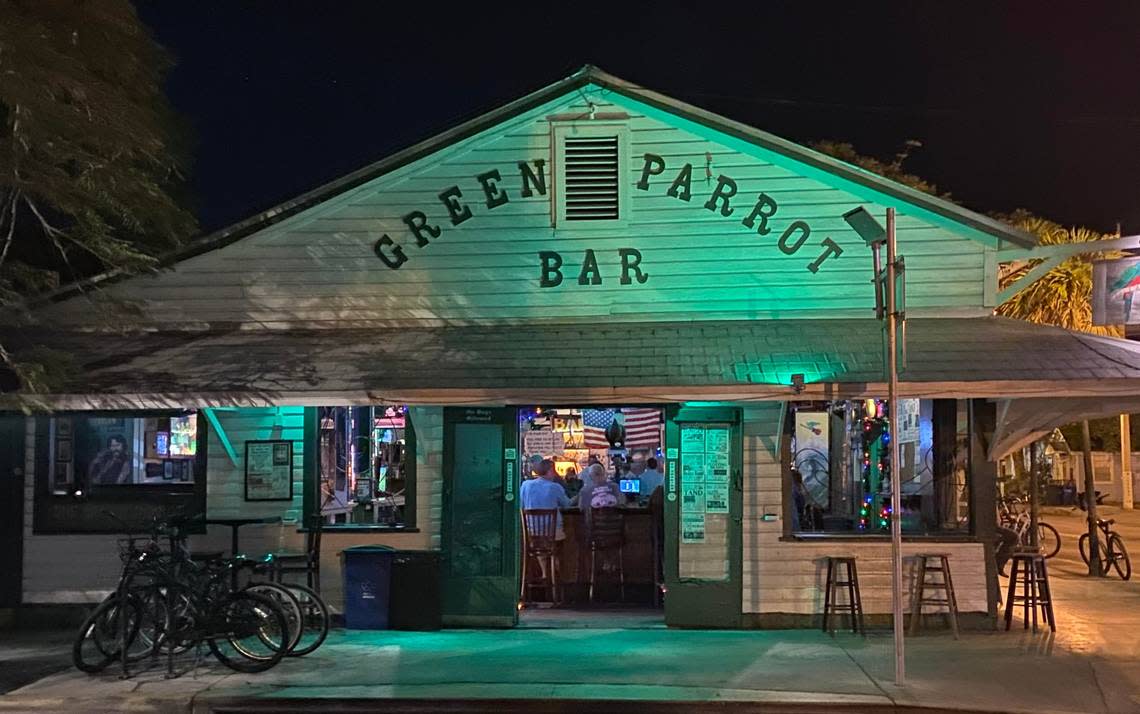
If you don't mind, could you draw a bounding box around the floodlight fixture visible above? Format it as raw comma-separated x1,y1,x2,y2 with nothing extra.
843,206,887,246
790,373,806,394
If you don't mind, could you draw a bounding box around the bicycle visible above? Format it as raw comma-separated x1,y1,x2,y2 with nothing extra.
997,496,1061,559
1079,518,1132,581
73,513,294,675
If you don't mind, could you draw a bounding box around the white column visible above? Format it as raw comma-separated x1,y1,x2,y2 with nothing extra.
1121,414,1133,510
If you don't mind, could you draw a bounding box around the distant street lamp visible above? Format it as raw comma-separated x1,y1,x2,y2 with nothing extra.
844,205,906,685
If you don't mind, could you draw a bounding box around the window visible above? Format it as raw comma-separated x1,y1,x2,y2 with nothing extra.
34,412,205,534
50,414,198,495
787,399,969,536
553,123,629,227
309,406,415,529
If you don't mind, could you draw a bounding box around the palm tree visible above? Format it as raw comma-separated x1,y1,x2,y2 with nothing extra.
995,210,1121,336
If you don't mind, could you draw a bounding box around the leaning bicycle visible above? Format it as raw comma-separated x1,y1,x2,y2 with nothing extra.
998,496,1061,559
1079,518,1131,581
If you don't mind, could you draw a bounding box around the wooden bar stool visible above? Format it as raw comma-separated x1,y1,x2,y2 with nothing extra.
1004,552,1056,632
521,509,561,604
909,553,960,638
588,507,625,603
822,556,865,635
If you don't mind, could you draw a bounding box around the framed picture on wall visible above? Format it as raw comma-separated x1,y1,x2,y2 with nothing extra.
245,440,294,501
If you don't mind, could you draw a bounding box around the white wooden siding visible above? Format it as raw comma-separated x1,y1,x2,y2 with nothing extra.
39,86,988,329
741,403,987,615
21,407,444,613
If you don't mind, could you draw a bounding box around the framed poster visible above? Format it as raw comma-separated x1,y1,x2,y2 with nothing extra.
245,440,294,501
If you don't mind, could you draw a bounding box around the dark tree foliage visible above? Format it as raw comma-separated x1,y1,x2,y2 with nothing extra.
0,0,196,392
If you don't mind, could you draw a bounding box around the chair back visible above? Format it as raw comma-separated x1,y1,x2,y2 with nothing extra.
589,507,624,549
306,513,323,565
522,509,559,556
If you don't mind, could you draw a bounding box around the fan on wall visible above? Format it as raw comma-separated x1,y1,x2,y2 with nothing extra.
794,447,830,509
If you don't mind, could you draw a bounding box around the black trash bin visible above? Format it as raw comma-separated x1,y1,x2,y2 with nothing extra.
342,545,394,630
390,550,442,631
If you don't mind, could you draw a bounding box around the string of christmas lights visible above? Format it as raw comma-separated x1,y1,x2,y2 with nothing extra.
858,399,891,531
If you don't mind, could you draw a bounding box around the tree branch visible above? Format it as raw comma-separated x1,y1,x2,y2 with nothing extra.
0,189,20,273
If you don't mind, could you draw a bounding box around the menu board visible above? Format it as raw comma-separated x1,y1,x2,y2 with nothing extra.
244,440,294,501
523,429,563,456
679,423,733,542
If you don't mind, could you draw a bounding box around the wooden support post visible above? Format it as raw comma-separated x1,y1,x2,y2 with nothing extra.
1082,420,1103,577
1122,414,1133,511
969,399,999,623
1029,440,1041,549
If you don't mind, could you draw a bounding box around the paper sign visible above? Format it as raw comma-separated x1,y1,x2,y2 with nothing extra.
524,430,563,455
681,426,705,454
245,440,293,501
681,514,706,543
667,460,677,493
666,448,678,460
682,458,706,484
705,484,729,513
706,453,730,484
706,427,729,456
681,484,706,513
898,399,921,444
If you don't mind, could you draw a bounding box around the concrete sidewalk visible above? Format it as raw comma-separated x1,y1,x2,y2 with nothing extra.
2,623,1138,714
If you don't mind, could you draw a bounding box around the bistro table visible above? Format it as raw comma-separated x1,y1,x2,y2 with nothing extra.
204,516,283,557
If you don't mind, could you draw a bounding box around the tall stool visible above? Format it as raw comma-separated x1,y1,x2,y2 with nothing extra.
909,553,960,638
822,556,865,635
1004,552,1056,632
521,509,561,604
588,507,625,603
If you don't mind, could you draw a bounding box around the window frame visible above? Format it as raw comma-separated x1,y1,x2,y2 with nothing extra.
781,398,973,540
301,406,418,533
32,410,207,535
551,121,631,229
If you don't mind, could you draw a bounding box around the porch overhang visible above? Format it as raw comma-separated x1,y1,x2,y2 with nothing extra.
5,316,1140,411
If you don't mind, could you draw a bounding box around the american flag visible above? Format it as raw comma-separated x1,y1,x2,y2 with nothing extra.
582,409,616,449
581,408,661,449
621,407,662,448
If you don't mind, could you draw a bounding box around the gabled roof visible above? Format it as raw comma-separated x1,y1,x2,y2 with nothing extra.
8,316,1139,409
42,65,1035,304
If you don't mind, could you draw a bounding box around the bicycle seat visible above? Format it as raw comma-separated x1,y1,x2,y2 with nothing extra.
1099,518,1115,527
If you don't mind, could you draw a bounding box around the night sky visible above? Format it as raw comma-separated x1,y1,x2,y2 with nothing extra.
137,2,1140,236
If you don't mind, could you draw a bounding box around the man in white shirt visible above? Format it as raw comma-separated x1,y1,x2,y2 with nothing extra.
519,459,570,539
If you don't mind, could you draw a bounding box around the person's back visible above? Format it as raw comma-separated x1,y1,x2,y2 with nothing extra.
639,459,664,502
520,476,569,511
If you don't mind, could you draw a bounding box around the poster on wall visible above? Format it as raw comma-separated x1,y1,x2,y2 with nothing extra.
1093,257,1140,326
705,484,729,513
523,429,563,456
706,452,730,484
681,513,706,543
898,399,921,444
681,483,706,513
680,426,705,454
245,440,294,501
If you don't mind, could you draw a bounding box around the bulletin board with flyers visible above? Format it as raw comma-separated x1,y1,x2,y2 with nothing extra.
677,422,733,582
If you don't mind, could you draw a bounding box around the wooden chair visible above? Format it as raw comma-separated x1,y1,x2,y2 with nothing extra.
588,507,626,603
270,513,323,593
521,509,561,604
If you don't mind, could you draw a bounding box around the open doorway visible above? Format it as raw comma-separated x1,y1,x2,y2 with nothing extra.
516,406,666,628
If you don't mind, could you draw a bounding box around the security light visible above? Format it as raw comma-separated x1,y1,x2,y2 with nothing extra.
790,373,805,394
843,206,887,246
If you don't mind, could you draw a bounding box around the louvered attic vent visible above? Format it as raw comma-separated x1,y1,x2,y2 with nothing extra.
563,136,620,221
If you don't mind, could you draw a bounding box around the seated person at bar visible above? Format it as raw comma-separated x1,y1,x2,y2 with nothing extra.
638,457,664,504
573,463,621,550
564,467,583,501
520,458,570,538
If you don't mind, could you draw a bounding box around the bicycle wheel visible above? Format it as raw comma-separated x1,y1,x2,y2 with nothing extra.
1110,535,1132,581
1037,522,1061,559
244,582,303,653
207,591,289,673
1079,533,1090,564
72,596,146,673
281,583,330,657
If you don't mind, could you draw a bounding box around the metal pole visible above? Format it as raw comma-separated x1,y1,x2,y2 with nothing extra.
1029,442,1040,549
1082,420,1103,576
1121,414,1133,511
886,207,905,685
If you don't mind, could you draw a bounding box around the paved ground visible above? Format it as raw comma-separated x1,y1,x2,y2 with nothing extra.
6,509,1140,713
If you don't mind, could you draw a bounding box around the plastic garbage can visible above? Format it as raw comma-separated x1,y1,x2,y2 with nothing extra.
389,550,442,631
342,545,394,629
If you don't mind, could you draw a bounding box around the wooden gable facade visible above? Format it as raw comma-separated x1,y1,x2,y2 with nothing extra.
38,67,1031,331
